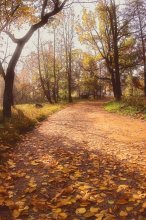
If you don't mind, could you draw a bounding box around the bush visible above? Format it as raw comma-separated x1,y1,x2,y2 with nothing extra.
122,96,146,113
0,103,65,145
104,96,146,118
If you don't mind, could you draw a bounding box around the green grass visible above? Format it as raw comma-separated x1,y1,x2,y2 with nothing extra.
0,103,66,145
104,97,146,119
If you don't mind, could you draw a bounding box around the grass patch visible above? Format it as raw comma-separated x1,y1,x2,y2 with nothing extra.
0,103,66,145
104,96,146,119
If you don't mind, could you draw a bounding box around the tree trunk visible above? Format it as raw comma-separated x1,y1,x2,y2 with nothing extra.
111,71,117,99
139,19,146,96
56,74,59,101
3,43,25,118
136,1,146,96
68,50,72,103
68,71,72,103
110,0,122,101
3,71,14,118
46,81,52,103
53,28,57,103
144,64,146,97
107,63,117,99
113,42,122,101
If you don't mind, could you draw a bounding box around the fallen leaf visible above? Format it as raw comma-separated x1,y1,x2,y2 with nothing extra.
31,161,39,166
53,208,62,213
0,186,7,195
90,207,99,213
75,207,86,215
95,213,104,220
119,211,128,217
126,207,133,212
117,198,128,205
12,209,21,218
59,212,68,219
108,200,115,205
142,202,146,208
7,160,16,168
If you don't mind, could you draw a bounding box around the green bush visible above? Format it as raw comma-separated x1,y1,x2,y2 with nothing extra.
122,96,146,110
104,96,146,118
104,101,122,112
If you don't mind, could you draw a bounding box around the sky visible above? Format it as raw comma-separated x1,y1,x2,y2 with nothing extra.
0,0,95,59
0,0,125,72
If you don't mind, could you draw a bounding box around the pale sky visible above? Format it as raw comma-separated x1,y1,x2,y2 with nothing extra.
0,0,125,72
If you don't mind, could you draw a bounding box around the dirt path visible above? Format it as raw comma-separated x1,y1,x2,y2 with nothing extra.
1,101,146,220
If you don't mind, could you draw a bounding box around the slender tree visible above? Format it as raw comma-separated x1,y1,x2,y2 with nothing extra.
61,9,75,102
37,29,52,103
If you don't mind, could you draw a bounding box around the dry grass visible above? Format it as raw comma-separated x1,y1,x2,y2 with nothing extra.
0,103,65,145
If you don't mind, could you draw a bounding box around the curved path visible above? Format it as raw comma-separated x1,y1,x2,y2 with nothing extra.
1,101,146,219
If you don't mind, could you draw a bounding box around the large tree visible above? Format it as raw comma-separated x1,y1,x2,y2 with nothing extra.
0,0,68,118
131,0,146,96
77,0,134,100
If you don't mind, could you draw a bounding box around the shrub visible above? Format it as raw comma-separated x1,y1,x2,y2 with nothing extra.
104,96,146,118
0,103,65,145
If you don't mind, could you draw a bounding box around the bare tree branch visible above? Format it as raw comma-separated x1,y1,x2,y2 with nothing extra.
3,30,19,43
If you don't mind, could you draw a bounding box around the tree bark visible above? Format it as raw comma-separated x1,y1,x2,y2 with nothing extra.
113,42,122,101
137,3,146,96
68,50,72,103
3,42,25,118
46,81,52,103
53,28,57,103
110,0,122,101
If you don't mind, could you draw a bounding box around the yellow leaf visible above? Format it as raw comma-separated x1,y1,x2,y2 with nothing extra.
28,181,37,188
75,207,86,215
108,200,115,205
25,175,30,179
53,208,62,213
84,211,94,217
7,160,16,168
126,207,133,212
56,199,71,207
25,187,36,193
99,186,107,190
42,182,48,186
78,185,92,190
95,213,104,220
117,185,128,192
76,195,82,200
119,211,128,217
31,161,39,165
120,178,127,181
59,212,68,219
142,202,146,208
12,209,21,218
90,207,99,213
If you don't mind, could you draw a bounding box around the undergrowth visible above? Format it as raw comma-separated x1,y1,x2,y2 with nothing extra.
104,96,146,119
0,103,65,145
